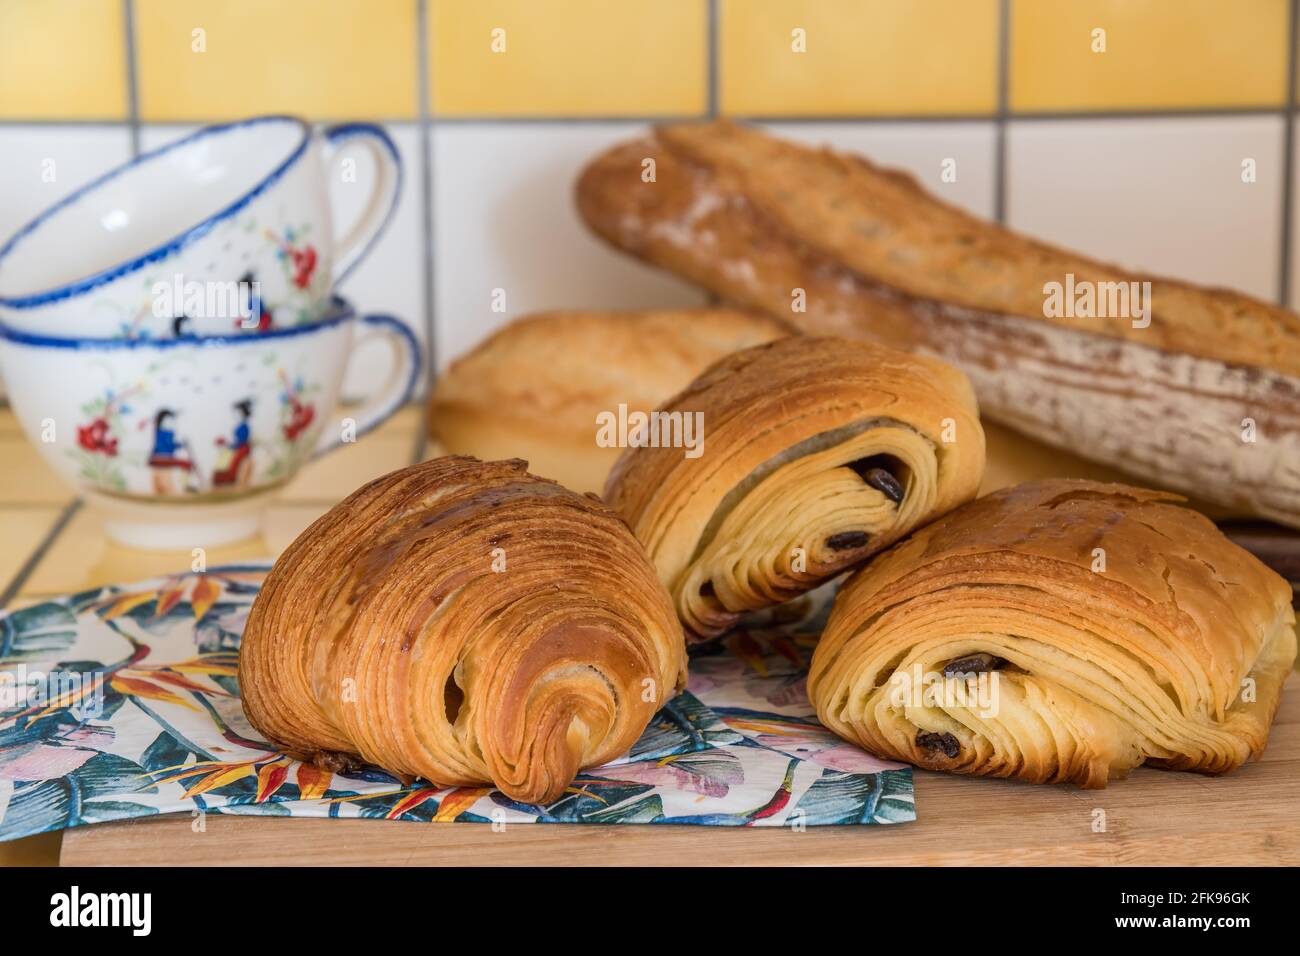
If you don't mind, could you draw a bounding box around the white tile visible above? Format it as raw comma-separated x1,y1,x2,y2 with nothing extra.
329,124,425,399
764,121,998,219
1007,116,1283,300
432,123,708,370
0,125,133,398
0,125,134,246
142,123,427,399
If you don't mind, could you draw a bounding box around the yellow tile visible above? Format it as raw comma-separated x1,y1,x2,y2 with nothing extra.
280,432,412,502
720,0,998,116
0,831,60,867
366,403,422,441
18,502,331,597
0,0,126,119
135,0,418,121
432,0,707,116
0,506,62,590
1011,0,1287,112
0,408,23,437
0,436,75,507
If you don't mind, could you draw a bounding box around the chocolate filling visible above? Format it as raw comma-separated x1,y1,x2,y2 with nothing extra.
916,731,961,758
846,455,906,503
444,675,464,723
690,418,917,563
825,531,871,551
942,653,1004,678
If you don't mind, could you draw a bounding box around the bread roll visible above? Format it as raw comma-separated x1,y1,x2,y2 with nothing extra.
605,335,985,641
808,479,1298,787
576,120,1300,529
428,308,790,494
239,456,687,804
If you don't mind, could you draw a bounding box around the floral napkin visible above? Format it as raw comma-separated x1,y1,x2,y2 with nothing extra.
0,565,913,840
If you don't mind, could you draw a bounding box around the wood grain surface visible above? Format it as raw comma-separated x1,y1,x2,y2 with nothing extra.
60,673,1300,867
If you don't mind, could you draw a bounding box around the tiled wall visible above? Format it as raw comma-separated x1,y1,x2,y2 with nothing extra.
0,0,1295,395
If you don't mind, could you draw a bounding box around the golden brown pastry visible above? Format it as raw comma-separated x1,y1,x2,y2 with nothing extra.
604,335,985,641
427,308,790,494
808,479,1298,787
239,456,687,804
577,120,1300,529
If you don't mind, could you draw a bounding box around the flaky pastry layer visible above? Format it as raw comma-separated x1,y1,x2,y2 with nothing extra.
239,457,687,803
809,480,1298,786
605,336,985,640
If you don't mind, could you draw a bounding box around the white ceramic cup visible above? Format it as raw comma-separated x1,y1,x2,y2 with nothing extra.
0,116,400,339
0,297,419,549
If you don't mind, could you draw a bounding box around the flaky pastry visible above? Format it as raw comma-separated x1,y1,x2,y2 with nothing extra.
239,457,687,803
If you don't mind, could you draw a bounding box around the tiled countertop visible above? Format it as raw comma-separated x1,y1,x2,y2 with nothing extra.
0,403,427,866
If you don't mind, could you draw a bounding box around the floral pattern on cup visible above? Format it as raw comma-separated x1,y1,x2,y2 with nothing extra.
0,297,420,549
92,216,328,341
66,355,325,501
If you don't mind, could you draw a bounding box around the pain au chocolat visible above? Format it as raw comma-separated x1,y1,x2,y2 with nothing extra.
427,308,789,494
239,457,687,804
577,120,1300,529
603,335,985,641
808,479,1298,787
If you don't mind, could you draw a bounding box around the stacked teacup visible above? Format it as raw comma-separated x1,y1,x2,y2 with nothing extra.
0,116,420,549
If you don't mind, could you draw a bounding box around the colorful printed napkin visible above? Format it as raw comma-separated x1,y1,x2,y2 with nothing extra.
0,565,913,840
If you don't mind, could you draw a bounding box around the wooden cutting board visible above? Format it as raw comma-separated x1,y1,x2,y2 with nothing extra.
55,424,1300,866
59,679,1300,866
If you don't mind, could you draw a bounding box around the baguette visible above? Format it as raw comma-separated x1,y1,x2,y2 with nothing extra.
576,120,1300,528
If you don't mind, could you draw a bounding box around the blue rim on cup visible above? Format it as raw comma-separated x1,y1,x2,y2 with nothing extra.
0,116,403,340
0,116,310,309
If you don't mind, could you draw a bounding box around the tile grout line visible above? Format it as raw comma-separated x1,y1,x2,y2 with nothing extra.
993,0,1010,224
704,0,722,307
1279,0,1298,306
0,499,83,611
412,0,436,464
708,0,719,118
5,108,1298,129
122,0,141,157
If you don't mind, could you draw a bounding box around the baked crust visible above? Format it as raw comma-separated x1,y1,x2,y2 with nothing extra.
238,456,687,804
579,120,1300,373
808,479,1298,786
428,308,790,493
604,335,986,640
575,122,1300,528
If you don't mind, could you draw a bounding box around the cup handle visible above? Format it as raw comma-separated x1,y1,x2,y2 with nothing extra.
313,314,422,458
321,123,403,284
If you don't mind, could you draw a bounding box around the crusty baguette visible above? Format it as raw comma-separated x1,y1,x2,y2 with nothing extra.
576,120,1300,528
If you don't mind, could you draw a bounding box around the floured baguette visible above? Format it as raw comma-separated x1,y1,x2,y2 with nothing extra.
576,120,1300,528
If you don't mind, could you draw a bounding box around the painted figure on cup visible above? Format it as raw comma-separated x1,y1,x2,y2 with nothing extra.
213,399,255,489
147,408,196,495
